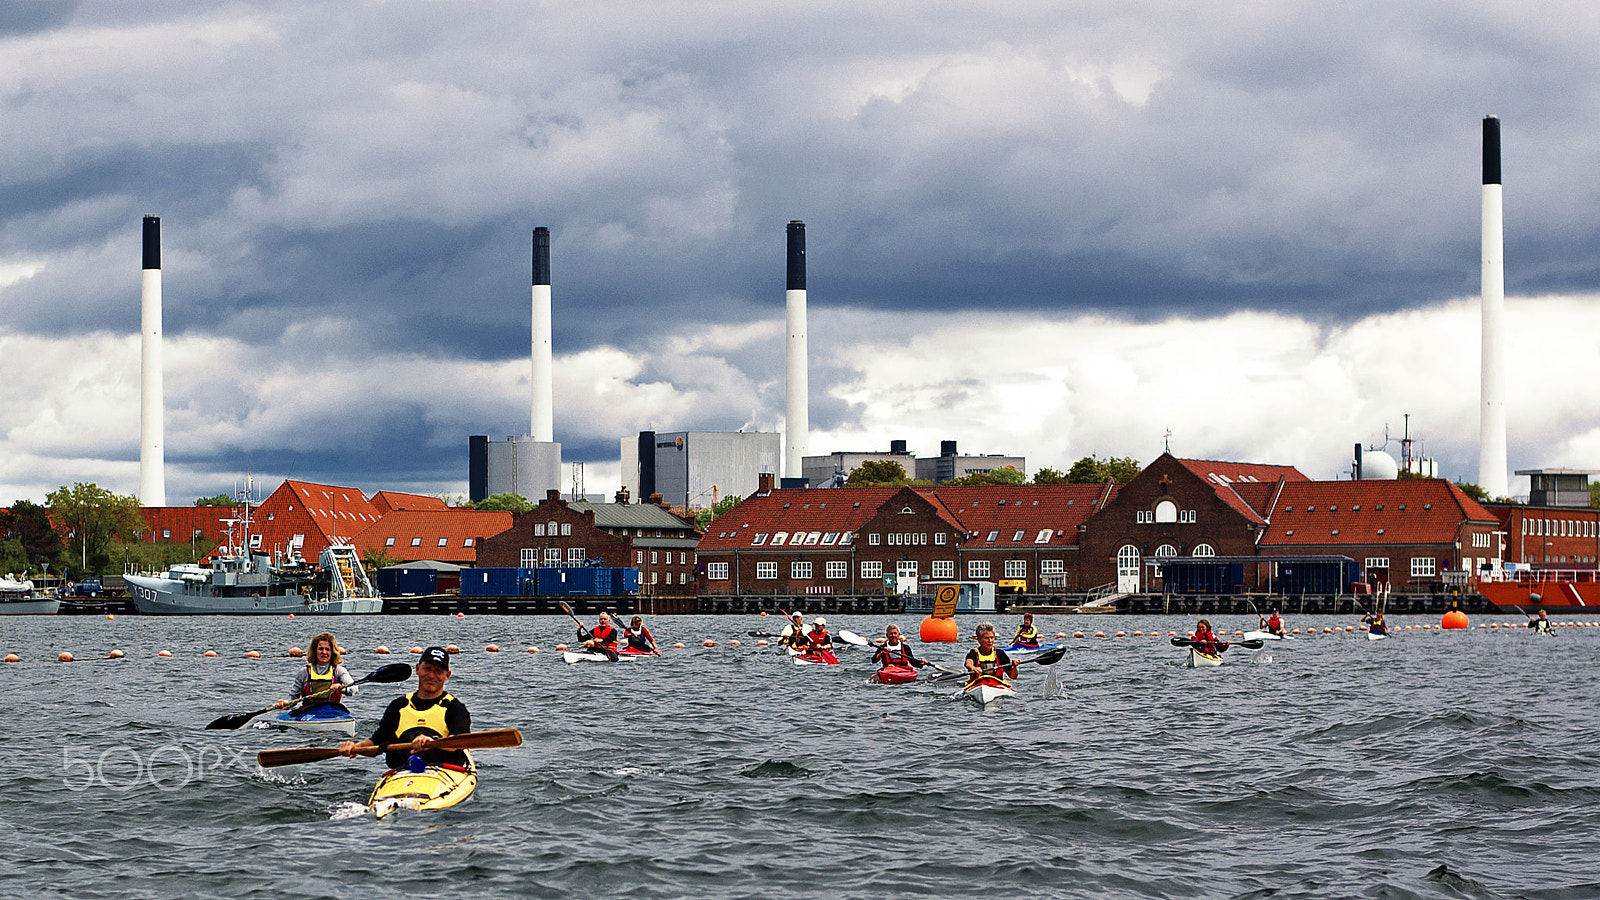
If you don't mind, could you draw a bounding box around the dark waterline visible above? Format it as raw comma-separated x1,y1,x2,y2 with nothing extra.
4,614,1598,899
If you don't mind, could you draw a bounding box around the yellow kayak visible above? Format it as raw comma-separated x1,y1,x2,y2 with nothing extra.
368,751,477,819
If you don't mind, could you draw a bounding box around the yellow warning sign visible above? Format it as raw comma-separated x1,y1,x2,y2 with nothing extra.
932,584,959,618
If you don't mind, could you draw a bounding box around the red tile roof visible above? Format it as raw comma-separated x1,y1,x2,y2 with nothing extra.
370,492,450,514
699,488,898,549
352,509,514,563
276,480,382,541
1259,479,1497,547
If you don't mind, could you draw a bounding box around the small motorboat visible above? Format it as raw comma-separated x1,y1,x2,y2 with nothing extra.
868,665,919,684
274,704,357,736
368,751,477,819
961,676,1016,707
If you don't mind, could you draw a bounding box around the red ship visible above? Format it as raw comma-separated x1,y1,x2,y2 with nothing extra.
1476,569,1600,612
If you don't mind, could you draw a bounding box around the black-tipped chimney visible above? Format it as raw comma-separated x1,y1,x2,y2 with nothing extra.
1483,116,1501,186
786,221,805,291
531,227,551,286
142,216,161,270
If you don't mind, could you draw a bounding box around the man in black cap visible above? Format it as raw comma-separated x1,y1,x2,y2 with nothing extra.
339,646,471,769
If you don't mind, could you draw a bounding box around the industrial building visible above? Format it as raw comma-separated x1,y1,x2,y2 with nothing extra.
620,430,781,511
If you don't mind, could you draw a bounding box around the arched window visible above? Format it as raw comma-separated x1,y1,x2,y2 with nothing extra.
1154,544,1178,558
1193,543,1216,557
1116,545,1141,592
1155,500,1178,523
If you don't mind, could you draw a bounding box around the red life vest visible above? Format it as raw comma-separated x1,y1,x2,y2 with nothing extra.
878,642,914,666
808,629,831,648
590,624,618,647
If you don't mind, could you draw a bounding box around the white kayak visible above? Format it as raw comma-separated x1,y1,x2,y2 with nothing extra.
561,649,635,664
275,705,357,736
1186,647,1225,668
961,678,1017,707
1241,630,1291,642
1366,631,1389,642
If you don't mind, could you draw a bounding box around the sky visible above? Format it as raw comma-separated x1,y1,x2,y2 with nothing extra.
4,0,1600,507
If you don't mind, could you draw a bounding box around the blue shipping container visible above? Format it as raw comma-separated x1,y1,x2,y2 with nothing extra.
616,568,640,594
459,567,520,597
376,567,438,597
536,566,604,596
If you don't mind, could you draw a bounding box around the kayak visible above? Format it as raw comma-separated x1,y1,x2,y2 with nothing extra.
1366,631,1388,642
1002,641,1062,655
1241,630,1291,642
562,649,636,664
793,648,840,666
618,646,658,657
1186,647,1225,668
369,751,477,819
275,705,357,736
961,677,1016,707
869,665,919,684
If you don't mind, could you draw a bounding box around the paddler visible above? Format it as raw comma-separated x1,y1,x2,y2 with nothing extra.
339,646,470,769
872,623,929,670
964,622,1018,684
579,611,620,654
1260,608,1286,637
805,616,834,649
1368,611,1388,637
778,612,807,649
624,615,659,654
1011,613,1041,649
1192,619,1225,655
275,632,356,712
1529,609,1553,634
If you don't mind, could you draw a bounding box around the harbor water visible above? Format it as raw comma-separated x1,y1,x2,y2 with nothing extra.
4,613,1597,899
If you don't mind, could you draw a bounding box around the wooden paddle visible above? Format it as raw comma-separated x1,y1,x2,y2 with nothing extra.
559,601,618,661
929,646,1065,685
256,728,524,769
206,663,413,730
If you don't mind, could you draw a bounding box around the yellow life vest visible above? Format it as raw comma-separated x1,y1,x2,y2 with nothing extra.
304,663,340,702
395,691,455,740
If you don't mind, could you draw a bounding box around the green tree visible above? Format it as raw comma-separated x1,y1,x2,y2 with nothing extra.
363,548,402,570
1591,482,1600,509
1065,455,1141,484
1455,481,1490,502
946,466,1028,486
194,494,235,507
0,500,64,567
695,494,743,530
0,538,28,575
846,460,912,487
473,492,534,513
1032,467,1070,484
46,483,144,575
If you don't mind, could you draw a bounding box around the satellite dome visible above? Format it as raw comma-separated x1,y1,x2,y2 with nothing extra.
1361,450,1400,480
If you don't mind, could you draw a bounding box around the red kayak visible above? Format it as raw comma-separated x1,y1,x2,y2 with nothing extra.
618,646,658,657
869,665,919,684
793,648,840,666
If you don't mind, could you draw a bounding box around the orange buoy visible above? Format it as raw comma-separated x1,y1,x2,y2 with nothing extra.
456,612,465,618
1055,632,1067,638
920,615,959,643
673,642,685,649
759,611,768,616
106,614,114,620
730,639,742,646
485,644,500,653
410,646,423,654
1093,631,1105,638
203,650,218,658
445,644,459,654
375,645,390,655
245,650,260,659
58,651,73,662
1133,630,1144,637
157,649,172,658
1115,631,1127,638
1233,630,1244,636
1074,631,1085,638
3,654,18,663
289,646,304,657
1442,610,1469,629
108,649,124,659
555,643,569,652
702,639,716,647
287,613,295,619
526,646,540,653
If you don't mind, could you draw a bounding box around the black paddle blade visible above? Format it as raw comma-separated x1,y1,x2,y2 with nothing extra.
1170,637,1194,647
1030,646,1067,666
1237,639,1265,650
206,706,273,730
365,663,412,683
746,630,776,638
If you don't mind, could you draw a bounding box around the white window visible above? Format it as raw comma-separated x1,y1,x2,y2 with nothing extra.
1364,557,1389,569
756,561,778,580
1193,544,1215,557
1040,559,1065,575
385,537,396,547
548,521,558,534
1136,510,1151,524
1034,529,1053,544
752,533,768,546
1411,557,1437,577
1181,510,1196,523
1155,500,1178,523
651,551,658,564
841,533,854,546
771,532,788,546
567,548,584,563
521,548,537,567
792,561,813,579
1154,544,1178,558
680,552,687,564
650,572,658,585
1004,559,1026,578
438,537,449,547
544,548,560,565
861,560,883,579
825,561,848,579
707,562,729,580
821,533,838,546
534,524,546,536
931,560,955,579
410,537,422,547
561,523,571,536
868,533,880,546
250,534,263,549
804,532,822,545
986,530,999,542
635,550,644,564
463,538,475,547
968,559,991,579
935,533,947,545
1013,530,1026,542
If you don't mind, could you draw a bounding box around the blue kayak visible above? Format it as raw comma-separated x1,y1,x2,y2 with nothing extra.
275,705,357,736
1002,641,1062,655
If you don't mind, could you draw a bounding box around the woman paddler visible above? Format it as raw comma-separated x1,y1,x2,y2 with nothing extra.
1012,613,1041,648
1191,619,1226,655
624,615,658,653
1368,611,1388,636
964,623,1018,685
872,623,928,670
275,632,356,712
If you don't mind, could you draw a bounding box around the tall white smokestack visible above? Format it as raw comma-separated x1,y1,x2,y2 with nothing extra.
530,227,553,443
139,215,166,506
785,221,808,483
1479,116,1507,499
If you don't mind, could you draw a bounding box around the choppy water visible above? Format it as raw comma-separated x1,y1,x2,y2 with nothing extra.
4,613,1598,899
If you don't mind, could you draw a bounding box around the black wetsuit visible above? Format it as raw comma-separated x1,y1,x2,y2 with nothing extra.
369,693,472,769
